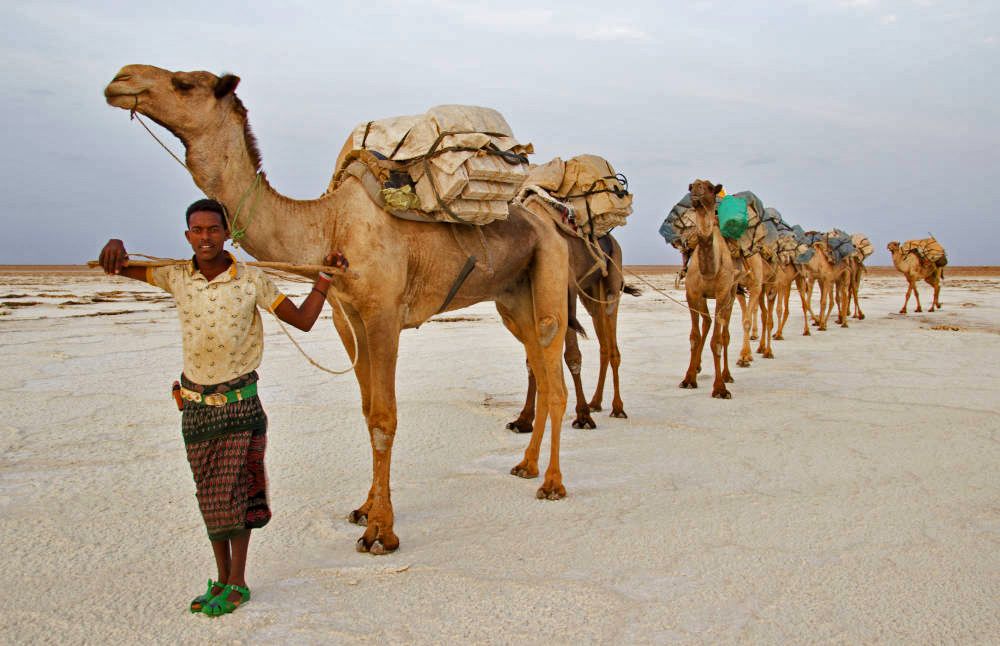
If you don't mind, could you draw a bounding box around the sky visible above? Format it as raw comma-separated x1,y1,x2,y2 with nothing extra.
1,0,997,266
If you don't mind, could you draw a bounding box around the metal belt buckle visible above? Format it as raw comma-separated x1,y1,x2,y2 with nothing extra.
203,393,228,407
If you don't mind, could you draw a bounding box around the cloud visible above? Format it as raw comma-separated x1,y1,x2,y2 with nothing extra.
743,157,777,167
880,13,898,24
429,0,649,42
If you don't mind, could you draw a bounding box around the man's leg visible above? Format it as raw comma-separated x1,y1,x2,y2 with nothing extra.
210,538,231,595
222,530,251,604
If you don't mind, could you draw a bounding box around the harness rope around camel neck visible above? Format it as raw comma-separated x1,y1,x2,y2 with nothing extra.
126,112,359,375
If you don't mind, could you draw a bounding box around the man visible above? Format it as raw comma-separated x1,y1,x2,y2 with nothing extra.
99,198,340,617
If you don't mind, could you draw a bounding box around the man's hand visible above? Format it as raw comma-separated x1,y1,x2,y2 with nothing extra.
99,239,129,275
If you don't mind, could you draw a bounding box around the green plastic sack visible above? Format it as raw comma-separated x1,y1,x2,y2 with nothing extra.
717,195,748,239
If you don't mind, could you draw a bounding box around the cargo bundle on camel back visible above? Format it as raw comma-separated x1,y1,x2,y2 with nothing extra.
327,105,533,225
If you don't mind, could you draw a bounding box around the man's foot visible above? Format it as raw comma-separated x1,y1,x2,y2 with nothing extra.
189,579,225,613
202,583,250,617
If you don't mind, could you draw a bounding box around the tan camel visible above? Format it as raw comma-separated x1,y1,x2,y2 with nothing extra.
887,241,944,313
734,253,764,366
105,65,572,555
679,180,737,399
753,252,780,359
799,241,850,331
507,233,639,432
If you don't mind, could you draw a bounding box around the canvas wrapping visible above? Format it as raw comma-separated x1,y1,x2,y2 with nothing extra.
524,155,632,238
660,190,765,258
329,105,533,225
901,237,947,267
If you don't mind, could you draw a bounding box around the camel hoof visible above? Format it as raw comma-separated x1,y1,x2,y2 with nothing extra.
587,402,603,412
356,535,398,555
510,463,539,479
750,334,758,341
679,380,697,389
764,351,774,359
536,484,566,500
348,510,368,526
571,417,596,430
774,334,784,340
859,314,865,320
803,331,811,336
610,410,628,419
505,419,533,434
712,389,732,400
737,359,751,368
723,374,734,383
916,307,922,313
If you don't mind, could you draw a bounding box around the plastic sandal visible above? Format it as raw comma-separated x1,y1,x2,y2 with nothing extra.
202,583,250,617
189,579,222,613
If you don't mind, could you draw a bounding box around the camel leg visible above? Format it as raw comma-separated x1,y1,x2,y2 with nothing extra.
506,359,535,434
583,294,626,418
332,305,380,528
775,281,790,340
352,313,402,555
680,295,708,389
736,288,755,367
505,248,569,500
930,273,942,310
838,279,849,328
756,290,767,354
604,304,627,418
900,282,912,314
583,291,609,413
565,308,596,430
852,270,865,319
762,291,776,358
912,281,923,313
721,293,734,383
797,275,812,335
711,293,734,399
817,281,830,331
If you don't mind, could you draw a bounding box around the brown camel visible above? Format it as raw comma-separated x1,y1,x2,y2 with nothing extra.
679,180,737,399
771,236,809,340
507,232,639,433
734,253,764,366
887,241,944,313
105,65,572,555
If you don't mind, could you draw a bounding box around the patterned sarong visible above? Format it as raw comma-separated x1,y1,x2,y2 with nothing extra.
180,371,271,541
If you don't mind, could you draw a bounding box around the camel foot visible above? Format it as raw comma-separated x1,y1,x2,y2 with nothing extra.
722,372,734,383
587,400,603,412
764,350,774,359
712,386,732,399
750,334,758,341
347,509,368,526
610,408,628,419
899,309,907,314
536,479,566,500
774,334,784,340
841,323,849,328
818,326,827,331
679,377,698,389
737,359,751,368
510,460,539,479
571,414,597,430
355,528,400,555
505,419,533,434
915,307,922,313
858,313,865,320
803,330,811,336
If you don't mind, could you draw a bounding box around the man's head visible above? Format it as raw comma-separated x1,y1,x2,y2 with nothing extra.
184,199,229,264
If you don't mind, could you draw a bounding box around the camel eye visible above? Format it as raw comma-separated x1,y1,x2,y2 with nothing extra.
172,78,195,91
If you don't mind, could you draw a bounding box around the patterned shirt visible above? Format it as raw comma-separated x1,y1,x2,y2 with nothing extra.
146,252,286,385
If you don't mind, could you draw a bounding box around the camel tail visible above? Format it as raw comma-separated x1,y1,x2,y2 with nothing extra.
569,314,588,339
623,284,642,297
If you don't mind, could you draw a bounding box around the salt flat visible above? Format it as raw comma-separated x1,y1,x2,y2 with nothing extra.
0,267,997,644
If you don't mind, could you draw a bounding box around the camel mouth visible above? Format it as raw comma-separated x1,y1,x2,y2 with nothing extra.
104,90,142,109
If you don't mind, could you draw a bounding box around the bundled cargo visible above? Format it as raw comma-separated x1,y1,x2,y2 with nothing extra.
851,233,874,261
328,105,533,225
522,155,632,238
825,229,856,264
774,233,806,265
901,236,948,267
659,187,766,257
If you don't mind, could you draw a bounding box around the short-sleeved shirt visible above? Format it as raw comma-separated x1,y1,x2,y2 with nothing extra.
147,252,286,385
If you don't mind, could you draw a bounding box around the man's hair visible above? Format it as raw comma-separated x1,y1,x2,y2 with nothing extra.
185,198,228,229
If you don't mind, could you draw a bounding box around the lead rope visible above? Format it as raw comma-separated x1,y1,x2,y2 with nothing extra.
126,107,359,375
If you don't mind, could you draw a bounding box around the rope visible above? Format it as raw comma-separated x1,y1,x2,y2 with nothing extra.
125,112,360,376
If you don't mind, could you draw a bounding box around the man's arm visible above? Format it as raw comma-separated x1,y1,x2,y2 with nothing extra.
271,253,342,332
98,239,148,281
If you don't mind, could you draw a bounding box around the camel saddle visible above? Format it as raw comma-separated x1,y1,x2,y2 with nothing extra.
901,236,947,267
522,155,632,238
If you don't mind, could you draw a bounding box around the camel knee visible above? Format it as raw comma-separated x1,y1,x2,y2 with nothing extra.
537,315,560,348
368,424,396,452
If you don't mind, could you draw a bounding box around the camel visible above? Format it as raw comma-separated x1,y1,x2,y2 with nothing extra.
887,241,944,313
679,180,737,399
105,65,572,555
798,240,850,331
771,261,805,339
848,257,866,320
507,233,639,433
752,251,780,359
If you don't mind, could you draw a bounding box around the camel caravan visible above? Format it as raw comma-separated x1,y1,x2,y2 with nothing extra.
102,65,946,553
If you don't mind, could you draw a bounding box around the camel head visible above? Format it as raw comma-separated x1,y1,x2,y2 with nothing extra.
887,241,900,253
104,65,246,148
688,179,722,212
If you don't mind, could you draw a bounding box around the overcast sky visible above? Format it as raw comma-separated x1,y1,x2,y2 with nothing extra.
1,0,997,266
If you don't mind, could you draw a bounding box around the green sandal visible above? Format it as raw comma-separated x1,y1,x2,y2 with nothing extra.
202,583,250,617
189,579,223,613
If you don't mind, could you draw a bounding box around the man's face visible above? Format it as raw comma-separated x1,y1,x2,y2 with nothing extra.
184,210,229,263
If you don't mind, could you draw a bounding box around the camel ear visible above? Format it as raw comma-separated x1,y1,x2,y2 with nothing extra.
214,74,241,99
714,184,724,195
688,183,693,192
